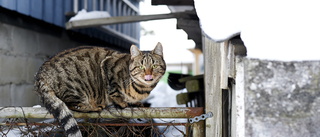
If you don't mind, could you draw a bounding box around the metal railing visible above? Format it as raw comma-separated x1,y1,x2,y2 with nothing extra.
72,0,140,44
0,107,204,137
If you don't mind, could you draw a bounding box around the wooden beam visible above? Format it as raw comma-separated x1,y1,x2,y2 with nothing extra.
66,12,196,29
230,37,247,56
231,57,246,137
152,0,194,6
177,18,202,49
228,43,236,78
220,42,228,89
193,121,205,137
203,35,224,137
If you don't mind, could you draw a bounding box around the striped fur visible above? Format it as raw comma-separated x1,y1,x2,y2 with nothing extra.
34,43,166,137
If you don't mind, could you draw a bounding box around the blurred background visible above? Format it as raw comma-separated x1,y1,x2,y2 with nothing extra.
0,0,319,137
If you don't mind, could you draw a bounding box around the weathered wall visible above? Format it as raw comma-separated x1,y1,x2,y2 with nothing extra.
0,22,79,106
241,58,320,137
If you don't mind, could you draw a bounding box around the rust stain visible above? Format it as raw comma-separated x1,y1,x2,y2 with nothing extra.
185,107,204,117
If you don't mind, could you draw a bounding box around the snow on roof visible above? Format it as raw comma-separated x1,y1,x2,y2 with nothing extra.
69,9,111,21
194,0,320,61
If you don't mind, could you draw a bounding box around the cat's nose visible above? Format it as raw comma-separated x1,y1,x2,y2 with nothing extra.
145,75,153,81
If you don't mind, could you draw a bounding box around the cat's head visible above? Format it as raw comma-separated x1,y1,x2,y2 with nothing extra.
129,42,166,86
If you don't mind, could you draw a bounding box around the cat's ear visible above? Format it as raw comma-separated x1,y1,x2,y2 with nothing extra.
130,45,141,59
152,42,163,56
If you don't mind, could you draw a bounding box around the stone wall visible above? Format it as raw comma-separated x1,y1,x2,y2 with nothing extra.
0,22,79,106
241,58,320,137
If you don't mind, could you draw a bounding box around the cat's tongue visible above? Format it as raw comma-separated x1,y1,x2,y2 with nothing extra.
144,75,153,81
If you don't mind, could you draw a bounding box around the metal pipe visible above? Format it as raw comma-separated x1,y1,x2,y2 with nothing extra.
65,11,193,29
122,0,139,14
0,122,189,127
0,107,203,119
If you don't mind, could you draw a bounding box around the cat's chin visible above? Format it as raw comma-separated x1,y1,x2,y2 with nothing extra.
136,78,156,86
142,80,155,85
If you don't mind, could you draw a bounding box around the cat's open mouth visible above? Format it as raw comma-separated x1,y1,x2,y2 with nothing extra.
144,75,153,81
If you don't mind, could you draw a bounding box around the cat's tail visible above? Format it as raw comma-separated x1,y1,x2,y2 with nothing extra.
40,91,82,137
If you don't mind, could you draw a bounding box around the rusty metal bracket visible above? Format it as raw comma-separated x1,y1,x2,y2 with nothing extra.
189,112,213,123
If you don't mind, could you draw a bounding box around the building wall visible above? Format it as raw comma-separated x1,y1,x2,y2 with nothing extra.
0,22,80,106
240,58,320,137
0,0,140,48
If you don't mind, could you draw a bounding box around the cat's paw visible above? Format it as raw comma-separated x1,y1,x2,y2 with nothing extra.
113,102,128,109
69,103,105,112
128,102,144,107
96,104,106,111
69,105,84,111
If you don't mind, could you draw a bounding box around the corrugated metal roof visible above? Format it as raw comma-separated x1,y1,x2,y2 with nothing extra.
0,0,140,48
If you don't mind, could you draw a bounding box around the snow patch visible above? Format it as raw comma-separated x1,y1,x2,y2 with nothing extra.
146,82,185,107
194,0,320,61
69,9,111,21
32,105,41,108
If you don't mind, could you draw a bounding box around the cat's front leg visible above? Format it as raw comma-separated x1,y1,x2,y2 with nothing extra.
108,91,128,108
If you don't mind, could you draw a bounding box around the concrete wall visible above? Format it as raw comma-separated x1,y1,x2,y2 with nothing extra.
0,22,79,106
239,58,320,137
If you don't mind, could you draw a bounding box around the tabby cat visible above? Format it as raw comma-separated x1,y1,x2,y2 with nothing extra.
34,42,166,137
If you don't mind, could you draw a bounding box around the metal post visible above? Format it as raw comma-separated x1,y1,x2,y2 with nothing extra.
73,0,79,13
93,0,97,10
193,121,205,137
84,0,88,10
100,0,104,10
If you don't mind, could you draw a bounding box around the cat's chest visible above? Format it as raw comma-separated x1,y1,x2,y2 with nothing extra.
122,85,150,103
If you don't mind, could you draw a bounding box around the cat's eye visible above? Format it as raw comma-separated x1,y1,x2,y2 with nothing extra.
140,66,145,69
152,65,158,69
